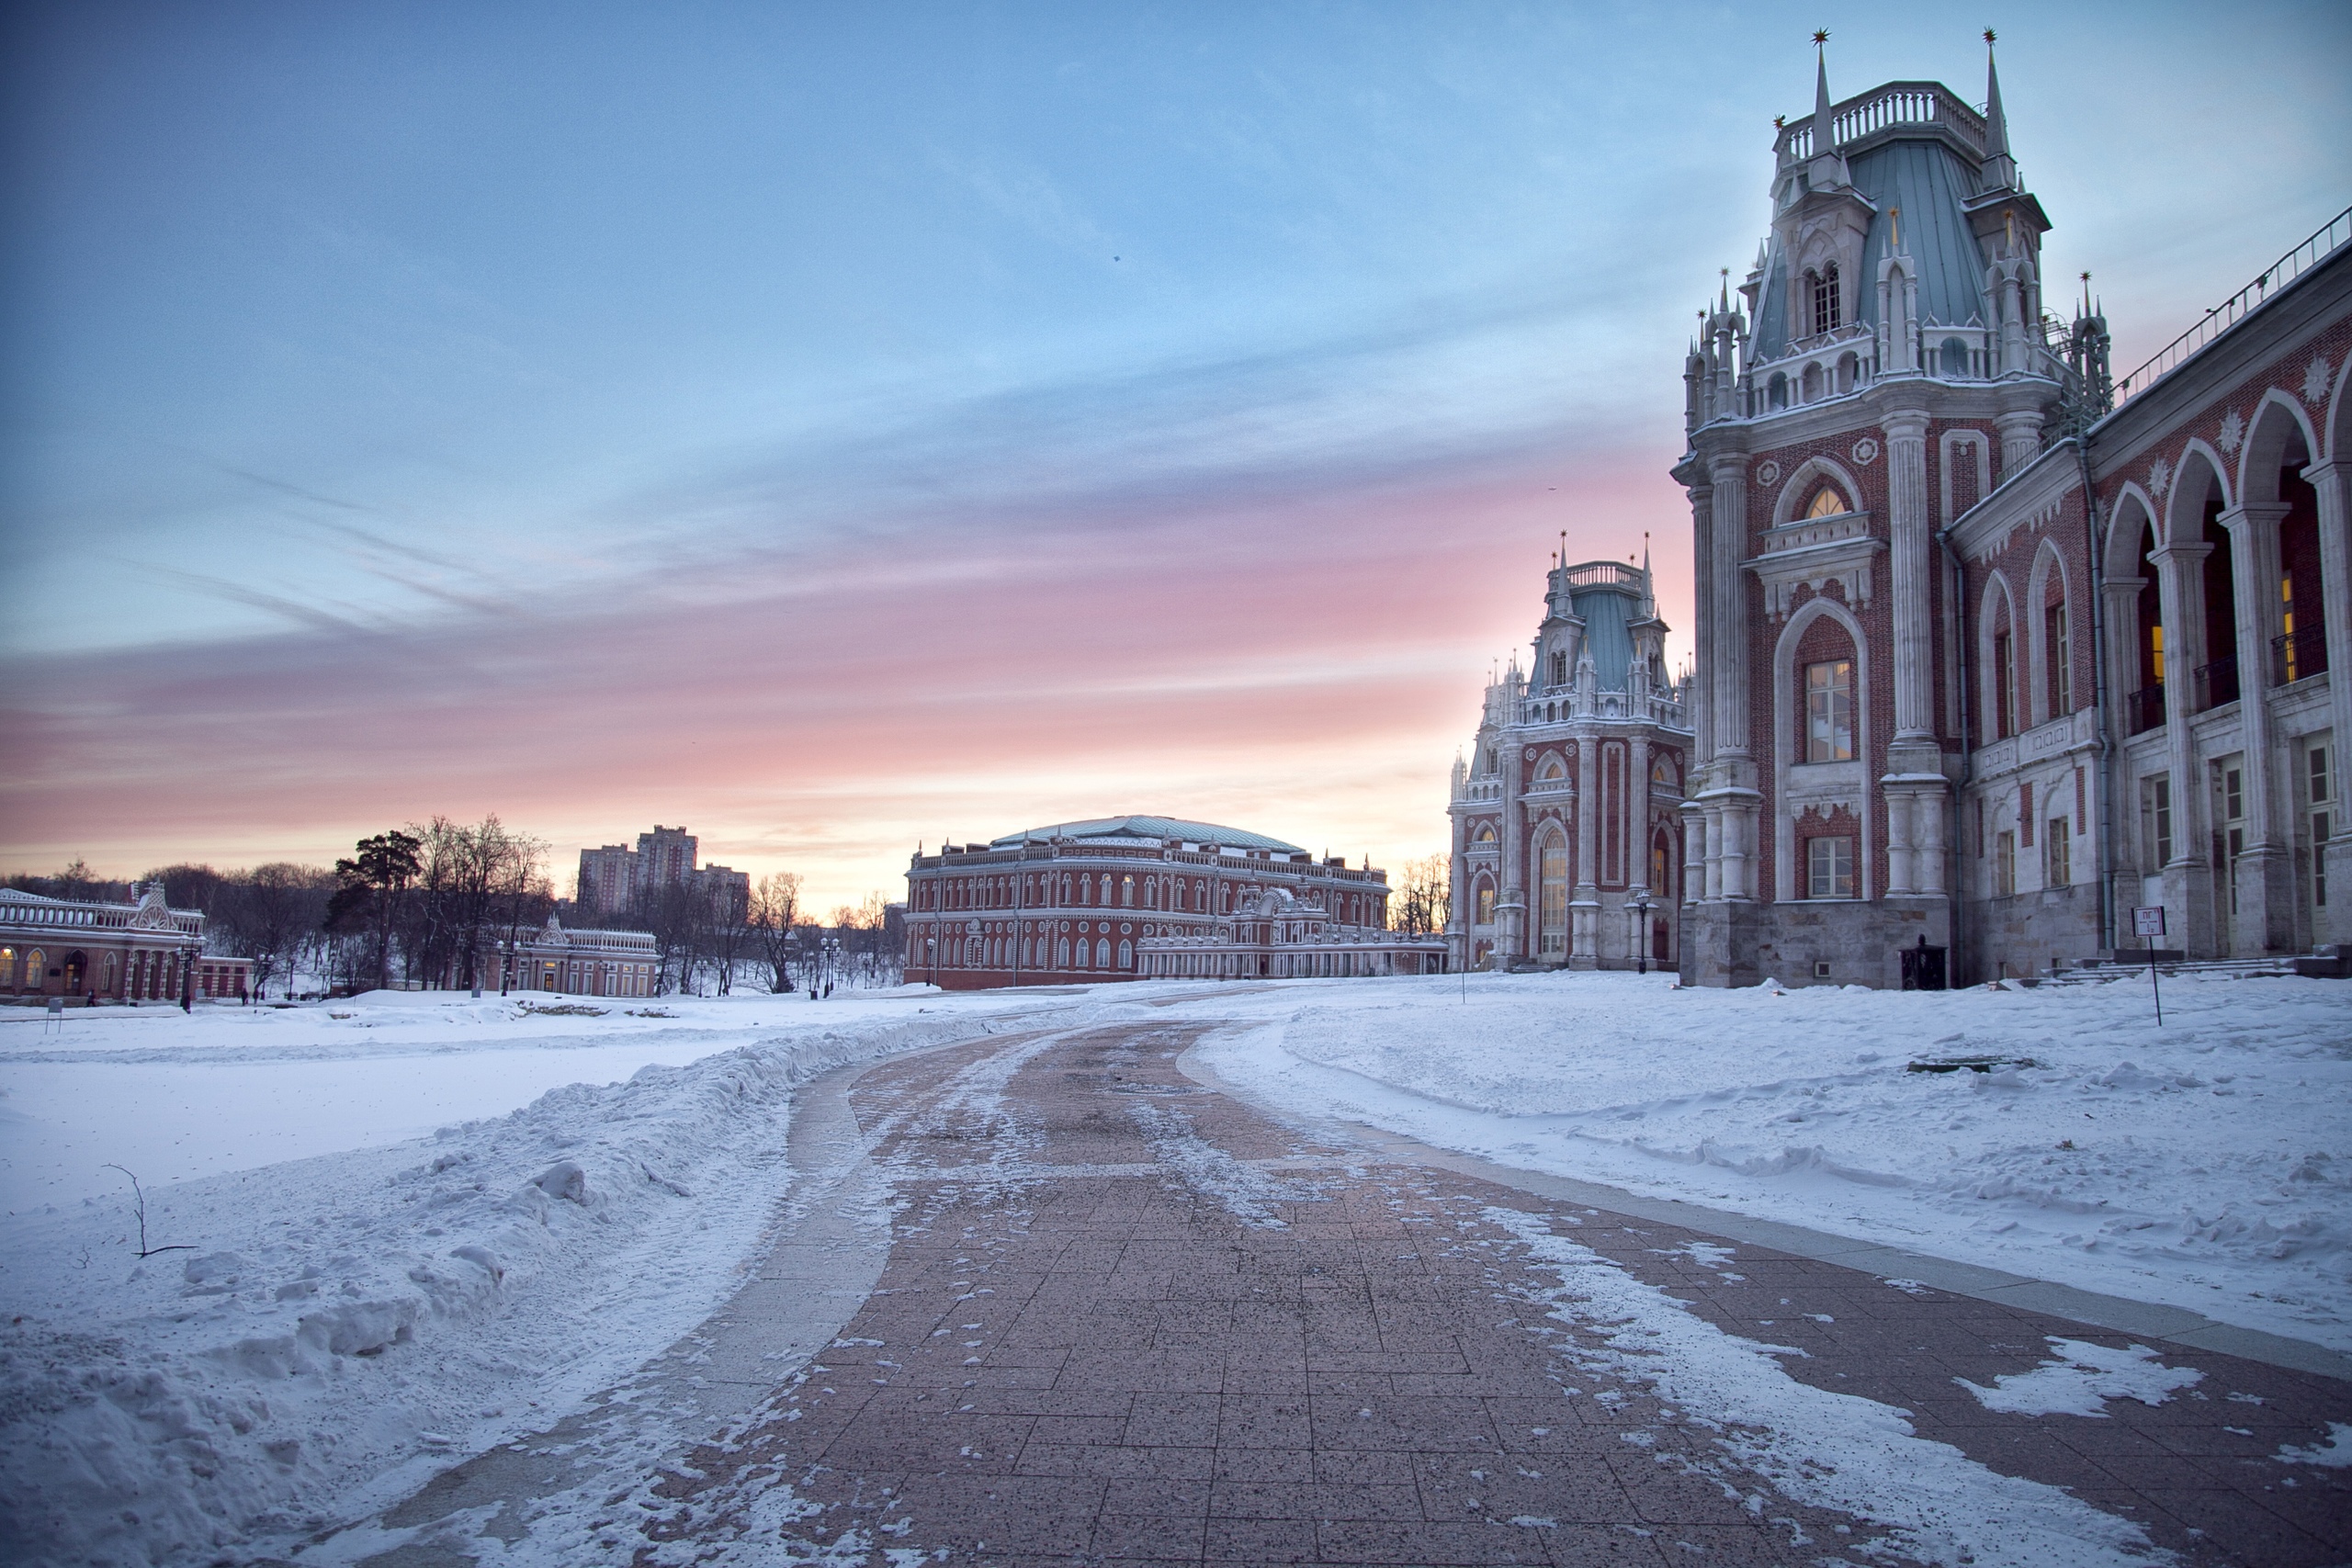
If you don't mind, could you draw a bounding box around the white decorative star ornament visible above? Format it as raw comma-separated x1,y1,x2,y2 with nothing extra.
2148,457,2171,500
2216,409,2244,456
2304,355,2334,405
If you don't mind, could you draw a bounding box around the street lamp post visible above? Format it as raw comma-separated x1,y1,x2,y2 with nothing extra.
1632,894,1652,975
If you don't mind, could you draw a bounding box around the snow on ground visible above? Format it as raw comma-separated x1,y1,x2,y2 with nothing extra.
1181,967,2352,1355
3,967,2346,1566
0,986,1078,1568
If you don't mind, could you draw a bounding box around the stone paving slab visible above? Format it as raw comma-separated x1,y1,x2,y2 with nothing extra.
628,1021,2352,1568
335,1019,2352,1567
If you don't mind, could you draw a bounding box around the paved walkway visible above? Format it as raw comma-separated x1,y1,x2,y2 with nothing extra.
356,1021,2352,1567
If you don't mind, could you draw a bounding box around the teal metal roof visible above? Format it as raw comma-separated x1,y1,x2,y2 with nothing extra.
1571,582,1636,691
989,816,1306,854
1752,137,1990,360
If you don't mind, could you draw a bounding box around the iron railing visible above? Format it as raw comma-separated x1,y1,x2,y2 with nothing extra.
2194,656,2240,711
2116,204,2352,403
2127,685,2167,736
2272,628,2330,686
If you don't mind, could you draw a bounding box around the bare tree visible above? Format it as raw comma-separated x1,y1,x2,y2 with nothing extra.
703,874,753,995
749,872,803,995
1389,852,1451,937
221,863,334,998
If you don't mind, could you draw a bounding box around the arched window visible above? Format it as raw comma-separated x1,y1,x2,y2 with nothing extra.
1539,837,1568,956
1121,875,1135,906
1940,337,1969,378
1057,938,1070,967
1812,261,1840,334
1118,940,1133,969
1535,754,1565,784
1768,372,1789,410
1096,939,1111,967
1807,485,1848,519
1475,877,1496,925
27,949,45,988
1473,823,1496,843
1099,874,1113,904
1651,828,1674,899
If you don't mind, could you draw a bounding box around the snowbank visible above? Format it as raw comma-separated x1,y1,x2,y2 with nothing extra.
1186,969,2352,1354
0,1002,1063,1568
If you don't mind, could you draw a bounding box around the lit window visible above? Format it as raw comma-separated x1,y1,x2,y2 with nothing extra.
1807,486,1848,519
1807,837,1855,899
1539,841,1568,954
1804,660,1854,761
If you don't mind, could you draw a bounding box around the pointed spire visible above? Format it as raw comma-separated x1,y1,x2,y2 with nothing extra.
1981,28,2018,188
1812,32,1834,141
1804,30,1851,187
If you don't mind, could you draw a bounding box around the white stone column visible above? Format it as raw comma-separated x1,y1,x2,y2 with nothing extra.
1917,790,1948,895
1702,804,1724,901
1710,457,1752,763
1885,788,1917,895
1884,410,1935,745
2222,502,2295,952
1995,409,2042,484
2148,539,2218,956
2305,460,2352,947
1690,484,1716,768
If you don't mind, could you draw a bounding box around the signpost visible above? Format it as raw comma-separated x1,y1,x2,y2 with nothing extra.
2132,906,2166,1025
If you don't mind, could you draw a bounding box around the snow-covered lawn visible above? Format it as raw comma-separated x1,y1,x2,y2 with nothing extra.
2,969,2346,1566
0,987,1072,1568
1185,968,2352,1357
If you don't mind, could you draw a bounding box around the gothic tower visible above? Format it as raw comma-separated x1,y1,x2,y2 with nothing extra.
1673,41,2069,986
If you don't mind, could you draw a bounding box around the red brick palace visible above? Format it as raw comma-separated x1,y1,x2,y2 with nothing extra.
1674,42,2348,985
905,816,1442,989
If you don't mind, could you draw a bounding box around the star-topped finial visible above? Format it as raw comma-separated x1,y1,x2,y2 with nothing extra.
1812,28,1829,47
1984,27,1997,45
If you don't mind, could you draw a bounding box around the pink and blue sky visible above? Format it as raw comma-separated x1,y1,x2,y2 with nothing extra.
4,1,2346,911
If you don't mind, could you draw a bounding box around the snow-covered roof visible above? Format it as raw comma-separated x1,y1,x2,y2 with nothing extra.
989,815,1306,855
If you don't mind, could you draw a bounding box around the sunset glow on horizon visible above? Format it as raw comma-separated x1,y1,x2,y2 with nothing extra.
5,2,2345,911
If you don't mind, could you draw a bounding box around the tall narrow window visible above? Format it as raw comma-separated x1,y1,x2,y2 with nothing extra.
1805,660,1854,761
1811,262,1840,335
2313,744,2334,908
2045,601,2071,715
2143,774,2173,869
1538,840,1568,955
1806,837,1854,898
2222,764,2246,917
1993,629,2015,739
2046,820,2071,886
1994,831,2016,897
1549,649,1567,686
1476,883,1496,924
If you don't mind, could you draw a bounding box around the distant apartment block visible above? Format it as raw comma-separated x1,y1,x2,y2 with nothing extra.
576,826,751,916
